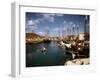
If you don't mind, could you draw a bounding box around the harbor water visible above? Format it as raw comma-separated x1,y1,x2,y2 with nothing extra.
26,41,72,67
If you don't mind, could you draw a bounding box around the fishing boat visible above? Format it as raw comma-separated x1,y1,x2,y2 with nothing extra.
43,38,51,43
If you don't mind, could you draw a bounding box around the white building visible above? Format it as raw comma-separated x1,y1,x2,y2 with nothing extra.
79,33,85,40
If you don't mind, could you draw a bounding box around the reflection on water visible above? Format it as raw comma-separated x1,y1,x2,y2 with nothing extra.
26,41,72,67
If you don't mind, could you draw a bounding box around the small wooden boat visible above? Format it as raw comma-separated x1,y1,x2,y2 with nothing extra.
41,47,48,55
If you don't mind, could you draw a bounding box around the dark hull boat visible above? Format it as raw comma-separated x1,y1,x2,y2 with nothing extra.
43,39,51,43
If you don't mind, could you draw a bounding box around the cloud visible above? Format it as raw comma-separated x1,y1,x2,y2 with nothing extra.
32,13,64,23
42,13,55,22
37,31,45,36
30,14,55,24
26,20,38,32
53,28,59,32
26,13,64,33
27,20,36,26
35,17,45,24
34,19,40,24
42,13,64,22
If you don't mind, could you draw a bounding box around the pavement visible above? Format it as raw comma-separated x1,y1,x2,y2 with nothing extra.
64,58,90,65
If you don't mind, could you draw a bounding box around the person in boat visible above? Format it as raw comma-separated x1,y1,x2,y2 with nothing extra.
41,46,47,54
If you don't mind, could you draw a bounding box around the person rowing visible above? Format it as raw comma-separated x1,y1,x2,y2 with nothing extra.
41,46,47,55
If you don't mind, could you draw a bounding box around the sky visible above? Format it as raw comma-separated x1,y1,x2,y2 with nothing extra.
25,12,89,37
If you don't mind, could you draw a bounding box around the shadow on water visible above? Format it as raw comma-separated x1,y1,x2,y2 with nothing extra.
26,41,72,67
